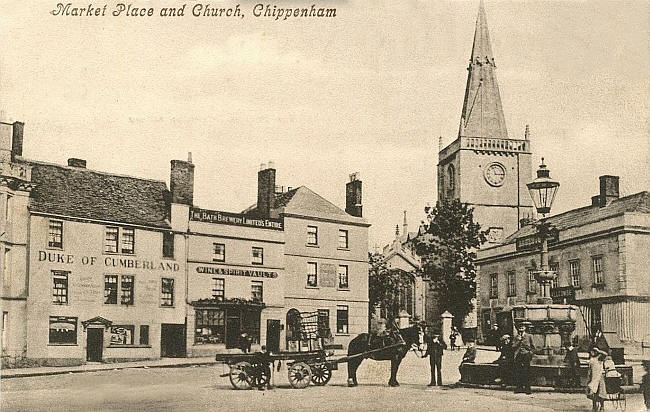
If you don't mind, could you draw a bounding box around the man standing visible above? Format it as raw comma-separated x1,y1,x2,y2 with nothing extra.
564,339,581,388
513,323,535,394
426,331,447,386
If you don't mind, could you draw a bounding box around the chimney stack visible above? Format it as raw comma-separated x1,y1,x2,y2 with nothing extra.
346,172,363,217
170,158,195,205
596,175,619,207
67,158,87,168
11,121,24,159
257,161,276,217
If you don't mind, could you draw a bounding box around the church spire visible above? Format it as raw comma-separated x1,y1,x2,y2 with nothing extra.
458,0,508,139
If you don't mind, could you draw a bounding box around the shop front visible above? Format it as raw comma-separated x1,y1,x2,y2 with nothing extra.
189,298,265,355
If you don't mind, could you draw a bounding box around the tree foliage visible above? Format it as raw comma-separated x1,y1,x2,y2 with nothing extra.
368,252,414,321
414,198,488,325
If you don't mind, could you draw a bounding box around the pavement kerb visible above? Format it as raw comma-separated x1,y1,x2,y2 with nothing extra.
1,360,218,380
454,382,642,394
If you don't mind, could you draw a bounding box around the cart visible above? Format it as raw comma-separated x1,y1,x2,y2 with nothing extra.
214,310,406,390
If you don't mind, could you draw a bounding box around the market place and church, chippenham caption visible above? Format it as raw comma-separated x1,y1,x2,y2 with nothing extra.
51,3,337,20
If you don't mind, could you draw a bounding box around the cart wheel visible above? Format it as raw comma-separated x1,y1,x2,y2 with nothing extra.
251,363,270,388
288,362,312,389
229,361,253,390
310,363,332,386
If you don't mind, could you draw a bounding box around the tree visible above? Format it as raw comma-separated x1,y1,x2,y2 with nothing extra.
414,198,488,326
368,252,414,322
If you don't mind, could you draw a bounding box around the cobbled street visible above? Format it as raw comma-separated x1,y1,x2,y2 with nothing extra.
1,350,645,412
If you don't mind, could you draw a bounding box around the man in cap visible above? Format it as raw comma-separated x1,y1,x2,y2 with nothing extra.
425,329,447,386
512,323,535,394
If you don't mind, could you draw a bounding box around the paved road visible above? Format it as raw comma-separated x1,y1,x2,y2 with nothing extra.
1,350,646,412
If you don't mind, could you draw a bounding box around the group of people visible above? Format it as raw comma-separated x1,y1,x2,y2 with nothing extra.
492,324,535,394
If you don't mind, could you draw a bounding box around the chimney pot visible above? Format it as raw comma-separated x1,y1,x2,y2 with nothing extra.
67,158,87,168
268,161,275,169
260,163,266,171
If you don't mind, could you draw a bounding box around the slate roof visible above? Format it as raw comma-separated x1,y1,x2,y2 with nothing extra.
503,191,650,244
243,186,359,221
26,160,171,228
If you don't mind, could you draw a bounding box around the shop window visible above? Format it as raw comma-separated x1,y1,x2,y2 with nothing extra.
195,309,225,344
161,278,174,307
48,220,63,249
52,270,69,304
104,226,135,254
307,225,318,245
212,278,225,300
336,306,349,334
338,229,349,249
489,273,498,298
110,325,134,345
140,325,149,345
121,275,134,305
252,247,263,265
251,281,263,303
569,260,581,288
49,316,77,345
592,256,604,285
307,262,317,287
338,265,349,289
213,243,225,262
507,271,516,296
162,232,174,258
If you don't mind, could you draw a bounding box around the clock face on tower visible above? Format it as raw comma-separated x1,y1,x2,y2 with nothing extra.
484,162,506,187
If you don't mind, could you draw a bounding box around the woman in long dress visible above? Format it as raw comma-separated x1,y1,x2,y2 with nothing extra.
586,349,607,411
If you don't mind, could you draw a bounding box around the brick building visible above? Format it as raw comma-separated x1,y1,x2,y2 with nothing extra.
476,176,650,348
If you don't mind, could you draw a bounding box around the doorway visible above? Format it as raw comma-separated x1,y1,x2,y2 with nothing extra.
86,328,103,362
266,319,281,353
225,313,241,349
161,324,186,357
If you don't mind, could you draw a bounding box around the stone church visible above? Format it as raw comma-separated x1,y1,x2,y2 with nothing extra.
438,0,534,244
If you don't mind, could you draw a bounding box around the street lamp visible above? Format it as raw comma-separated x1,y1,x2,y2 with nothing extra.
526,158,560,304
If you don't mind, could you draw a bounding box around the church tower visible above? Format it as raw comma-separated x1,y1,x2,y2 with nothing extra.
438,0,533,243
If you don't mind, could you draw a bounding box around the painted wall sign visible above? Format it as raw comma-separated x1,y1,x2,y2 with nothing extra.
515,231,559,252
190,207,283,231
196,266,278,278
319,263,337,288
37,250,179,271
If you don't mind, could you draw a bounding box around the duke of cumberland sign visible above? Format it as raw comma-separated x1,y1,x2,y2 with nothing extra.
190,207,283,231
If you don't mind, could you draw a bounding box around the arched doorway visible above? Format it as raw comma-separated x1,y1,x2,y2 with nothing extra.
286,308,301,350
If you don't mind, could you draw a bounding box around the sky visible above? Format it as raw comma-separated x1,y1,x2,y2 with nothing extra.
1,0,648,249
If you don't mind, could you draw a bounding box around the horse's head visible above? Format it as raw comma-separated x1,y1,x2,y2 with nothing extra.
400,323,426,355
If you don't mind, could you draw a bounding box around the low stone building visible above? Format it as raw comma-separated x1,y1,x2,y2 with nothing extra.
476,175,650,349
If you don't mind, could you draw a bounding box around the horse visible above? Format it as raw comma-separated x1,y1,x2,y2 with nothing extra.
346,324,425,387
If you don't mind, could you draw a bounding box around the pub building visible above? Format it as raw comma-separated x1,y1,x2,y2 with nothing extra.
476,176,650,351
1,121,187,366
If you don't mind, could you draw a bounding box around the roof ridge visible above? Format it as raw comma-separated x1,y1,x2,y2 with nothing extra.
22,158,168,185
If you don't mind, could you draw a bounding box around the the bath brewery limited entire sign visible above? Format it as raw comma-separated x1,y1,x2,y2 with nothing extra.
190,207,284,231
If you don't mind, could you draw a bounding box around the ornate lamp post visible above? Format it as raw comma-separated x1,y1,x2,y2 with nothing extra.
526,158,560,304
